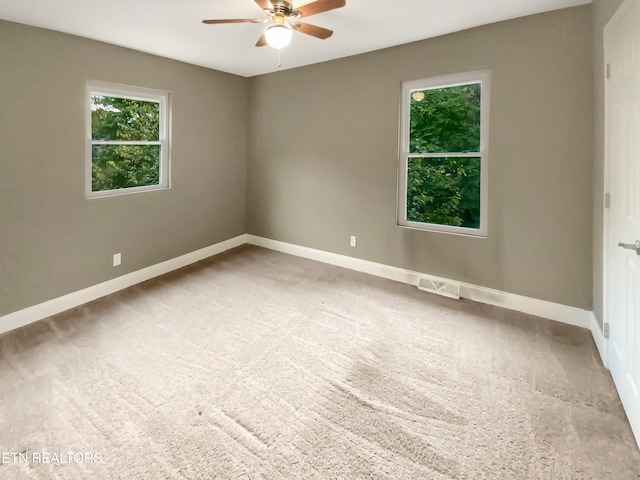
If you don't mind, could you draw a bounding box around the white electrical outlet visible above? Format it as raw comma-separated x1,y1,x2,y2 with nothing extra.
113,253,122,267
350,236,357,247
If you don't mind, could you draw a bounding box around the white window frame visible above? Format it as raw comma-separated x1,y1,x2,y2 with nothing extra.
86,81,171,198
397,69,491,237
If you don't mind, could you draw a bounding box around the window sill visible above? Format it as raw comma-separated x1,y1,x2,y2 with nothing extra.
396,221,487,239
86,184,170,199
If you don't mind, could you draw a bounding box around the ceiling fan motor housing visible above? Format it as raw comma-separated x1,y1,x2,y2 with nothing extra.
272,1,293,14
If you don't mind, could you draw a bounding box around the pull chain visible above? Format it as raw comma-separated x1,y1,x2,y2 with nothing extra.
278,49,282,68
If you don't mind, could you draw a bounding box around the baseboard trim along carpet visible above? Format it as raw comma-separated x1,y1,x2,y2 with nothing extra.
0,234,248,336
0,233,604,366
246,235,593,331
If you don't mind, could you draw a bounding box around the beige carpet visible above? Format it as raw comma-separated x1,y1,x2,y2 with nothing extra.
1,245,639,479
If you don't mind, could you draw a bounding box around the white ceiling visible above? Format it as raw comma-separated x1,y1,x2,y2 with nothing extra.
0,0,591,77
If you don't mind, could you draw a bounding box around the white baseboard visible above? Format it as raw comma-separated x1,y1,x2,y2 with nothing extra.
0,232,597,350
246,235,592,330
0,234,248,336
590,313,608,368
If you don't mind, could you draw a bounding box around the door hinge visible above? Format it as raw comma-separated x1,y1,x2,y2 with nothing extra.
606,63,611,79
605,192,610,209
604,323,610,339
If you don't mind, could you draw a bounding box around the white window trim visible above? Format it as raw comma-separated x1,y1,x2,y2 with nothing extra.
86,81,171,198
397,69,491,238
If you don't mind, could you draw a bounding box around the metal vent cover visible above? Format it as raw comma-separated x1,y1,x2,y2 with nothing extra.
417,278,461,299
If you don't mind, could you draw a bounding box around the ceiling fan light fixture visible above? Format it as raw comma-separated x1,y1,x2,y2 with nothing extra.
264,23,293,50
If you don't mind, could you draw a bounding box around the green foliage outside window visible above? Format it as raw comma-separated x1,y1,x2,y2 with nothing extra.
407,84,482,229
91,95,161,192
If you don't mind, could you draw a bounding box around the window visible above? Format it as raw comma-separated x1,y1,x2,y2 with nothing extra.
398,69,490,237
86,81,170,197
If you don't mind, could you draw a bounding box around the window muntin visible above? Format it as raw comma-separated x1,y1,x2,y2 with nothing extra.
398,70,490,237
86,82,170,197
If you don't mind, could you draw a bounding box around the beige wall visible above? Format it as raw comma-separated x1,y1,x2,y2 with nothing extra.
591,0,625,328
248,6,594,309
0,21,248,316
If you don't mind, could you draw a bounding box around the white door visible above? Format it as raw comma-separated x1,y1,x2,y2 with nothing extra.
605,0,640,448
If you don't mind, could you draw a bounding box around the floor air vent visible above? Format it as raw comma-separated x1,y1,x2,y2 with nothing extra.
417,278,461,299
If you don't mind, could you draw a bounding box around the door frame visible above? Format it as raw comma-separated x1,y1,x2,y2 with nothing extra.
602,0,636,368
603,0,640,447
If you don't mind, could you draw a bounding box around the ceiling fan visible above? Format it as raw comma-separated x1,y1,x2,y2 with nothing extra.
202,0,346,50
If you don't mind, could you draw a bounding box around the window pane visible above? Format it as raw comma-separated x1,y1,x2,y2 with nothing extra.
406,156,481,229
91,95,160,141
409,83,481,154
92,145,161,192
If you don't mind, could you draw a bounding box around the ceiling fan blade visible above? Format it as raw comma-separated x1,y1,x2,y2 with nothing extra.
202,19,264,24
254,0,273,11
294,22,333,39
255,34,268,47
295,0,345,18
